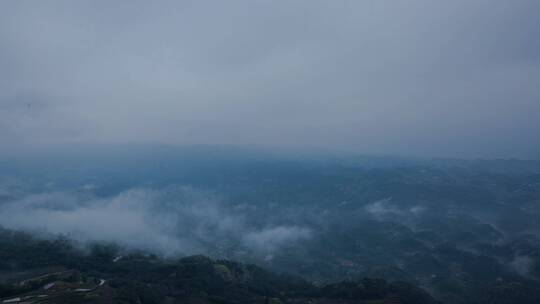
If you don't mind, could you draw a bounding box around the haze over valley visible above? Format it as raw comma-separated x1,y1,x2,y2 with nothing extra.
1,1,540,303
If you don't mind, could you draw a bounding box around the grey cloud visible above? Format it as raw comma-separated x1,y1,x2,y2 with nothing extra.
509,255,535,277
0,189,186,254
364,198,398,220
0,186,312,256
1,1,539,158
243,226,312,254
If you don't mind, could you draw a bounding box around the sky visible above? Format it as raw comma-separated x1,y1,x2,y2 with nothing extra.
1,0,539,159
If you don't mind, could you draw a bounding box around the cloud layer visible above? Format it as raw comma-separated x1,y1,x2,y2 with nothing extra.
1,1,539,158
0,187,312,256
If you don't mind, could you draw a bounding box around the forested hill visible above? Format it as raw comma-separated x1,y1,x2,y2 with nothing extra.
0,228,437,304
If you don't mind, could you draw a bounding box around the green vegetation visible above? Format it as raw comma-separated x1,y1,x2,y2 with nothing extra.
0,228,436,304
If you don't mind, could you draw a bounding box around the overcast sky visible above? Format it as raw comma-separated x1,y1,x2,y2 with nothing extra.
1,0,539,159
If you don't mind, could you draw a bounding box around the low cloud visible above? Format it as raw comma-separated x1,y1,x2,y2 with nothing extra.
0,186,311,257
243,226,312,254
365,198,428,222
364,198,396,218
508,255,535,277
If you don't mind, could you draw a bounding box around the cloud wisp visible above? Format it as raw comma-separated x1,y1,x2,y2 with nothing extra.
0,186,312,256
